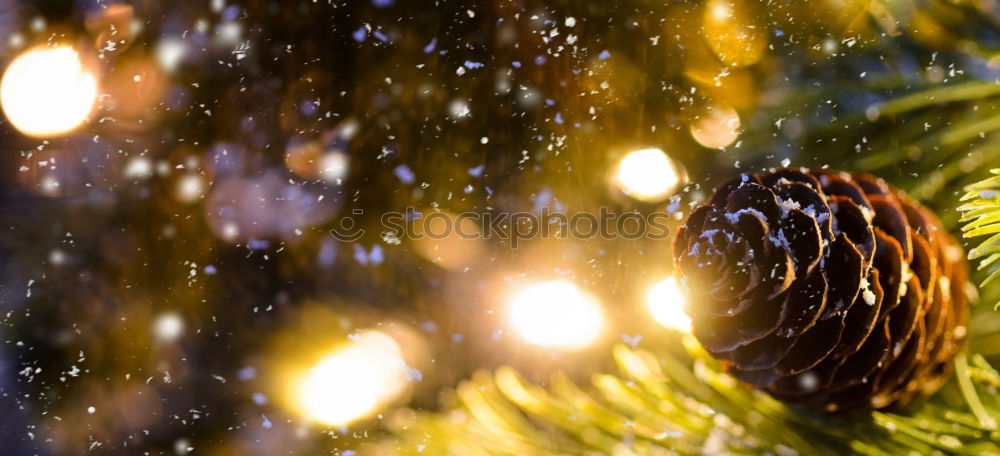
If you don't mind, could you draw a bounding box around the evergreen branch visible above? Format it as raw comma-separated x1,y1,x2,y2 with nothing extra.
374,339,1000,455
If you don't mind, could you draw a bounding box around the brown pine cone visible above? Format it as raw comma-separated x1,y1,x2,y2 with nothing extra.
673,168,968,413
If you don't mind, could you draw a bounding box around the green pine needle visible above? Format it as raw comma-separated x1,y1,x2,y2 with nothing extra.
960,169,1000,310
374,339,1000,455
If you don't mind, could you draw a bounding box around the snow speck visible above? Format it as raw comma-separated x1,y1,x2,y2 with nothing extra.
423,38,437,54
394,165,416,184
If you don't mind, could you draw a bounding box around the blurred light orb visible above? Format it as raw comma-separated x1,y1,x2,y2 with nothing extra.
702,0,767,67
710,2,731,20
175,174,205,203
509,281,603,349
156,38,188,73
1,46,98,137
49,249,66,265
647,277,692,333
124,157,153,179
173,438,192,455
293,330,409,426
39,175,60,196
690,103,741,149
285,135,351,184
615,148,683,203
318,151,349,183
154,313,184,341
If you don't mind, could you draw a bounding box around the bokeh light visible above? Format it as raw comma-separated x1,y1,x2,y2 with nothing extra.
153,312,184,342
614,148,683,203
509,280,603,349
0,46,98,137
702,0,767,67
292,330,409,426
174,174,206,203
647,277,692,333
690,103,741,149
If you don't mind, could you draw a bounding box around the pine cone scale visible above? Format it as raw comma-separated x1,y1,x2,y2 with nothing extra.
821,234,863,319
776,269,827,337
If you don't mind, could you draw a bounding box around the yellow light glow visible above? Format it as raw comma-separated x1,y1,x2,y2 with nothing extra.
647,277,692,333
710,3,732,21
509,280,603,349
702,0,767,68
319,151,350,183
153,312,184,342
175,174,205,203
690,103,741,149
1,46,99,137
615,148,681,203
293,330,408,426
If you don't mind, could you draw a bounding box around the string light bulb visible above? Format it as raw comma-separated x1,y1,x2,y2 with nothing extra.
509,280,603,349
614,148,684,203
647,277,692,333
292,330,409,426
0,46,98,137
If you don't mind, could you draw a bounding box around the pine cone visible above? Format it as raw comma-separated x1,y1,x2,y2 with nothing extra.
673,168,968,413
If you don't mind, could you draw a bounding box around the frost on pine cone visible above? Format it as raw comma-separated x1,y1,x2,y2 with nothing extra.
673,168,968,413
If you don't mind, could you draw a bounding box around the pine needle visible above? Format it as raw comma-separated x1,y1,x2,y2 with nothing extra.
960,169,1000,309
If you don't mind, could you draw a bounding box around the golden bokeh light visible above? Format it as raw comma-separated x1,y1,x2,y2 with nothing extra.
614,148,684,203
174,174,206,203
1,46,99,137
292,330,409,426
702,0,767,67
153,312,184,342
647,277,692,333
509,280,603,349
284,125,355,185
690,103,741,149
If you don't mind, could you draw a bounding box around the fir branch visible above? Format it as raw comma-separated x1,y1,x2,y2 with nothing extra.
373,339,1000,455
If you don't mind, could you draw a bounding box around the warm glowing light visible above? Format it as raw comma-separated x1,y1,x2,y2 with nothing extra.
175,174,205,203
710,3,732,20
615,148,682,203
153,312,184,341
509,280,603,349
293,330,409,426
690,103,741,149
1,46,98,137
318,151,350,183
124,157,153,179
702,0,767,67
155,38,188,73
647,277,692,333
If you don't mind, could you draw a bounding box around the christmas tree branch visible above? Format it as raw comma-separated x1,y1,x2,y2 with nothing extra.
374,338,1000,455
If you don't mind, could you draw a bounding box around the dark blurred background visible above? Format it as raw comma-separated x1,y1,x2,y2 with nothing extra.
1,0,1000,454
